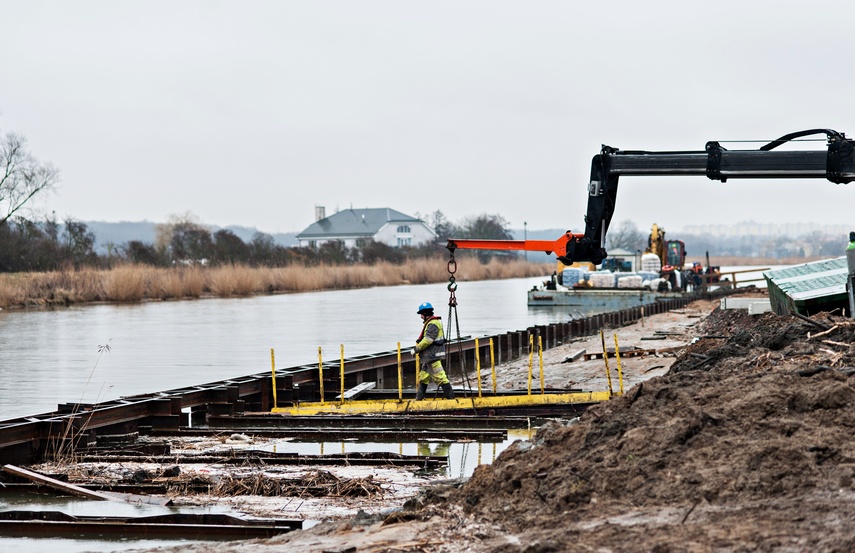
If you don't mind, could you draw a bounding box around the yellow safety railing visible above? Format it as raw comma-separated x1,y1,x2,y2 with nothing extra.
475,338,482,397
317,347,325,404
270,348,278,410
270,333,626,415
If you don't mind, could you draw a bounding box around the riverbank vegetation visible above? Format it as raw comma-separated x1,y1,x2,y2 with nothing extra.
0,257,552,309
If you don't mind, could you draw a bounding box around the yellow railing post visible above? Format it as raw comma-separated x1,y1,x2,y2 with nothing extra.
475,338,482,397
396,342,403,401
490,338,496,394
340,344,345,405
270,348,278,410
317,346,325,404
600,330,613,397
415,352,420,391
538,335,544,395
527,334,534,395
613,334,624,396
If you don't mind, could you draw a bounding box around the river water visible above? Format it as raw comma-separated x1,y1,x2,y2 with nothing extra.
0,268,773,421
0,275,572,421
0,269,773,553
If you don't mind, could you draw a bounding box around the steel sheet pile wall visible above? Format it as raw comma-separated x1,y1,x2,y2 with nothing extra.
0,290,726,464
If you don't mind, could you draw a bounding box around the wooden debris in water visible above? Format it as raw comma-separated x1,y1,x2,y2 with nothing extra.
212,470,386,498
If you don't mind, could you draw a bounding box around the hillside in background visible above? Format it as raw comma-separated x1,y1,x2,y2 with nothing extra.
85,221,299,253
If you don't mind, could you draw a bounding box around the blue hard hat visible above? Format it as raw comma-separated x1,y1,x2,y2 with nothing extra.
417,301,433,314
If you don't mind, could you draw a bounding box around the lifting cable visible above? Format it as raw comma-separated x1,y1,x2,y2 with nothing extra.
445,248,475,398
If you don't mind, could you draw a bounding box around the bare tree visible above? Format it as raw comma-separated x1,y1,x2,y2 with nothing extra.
0,132,59,227
607,219,645,251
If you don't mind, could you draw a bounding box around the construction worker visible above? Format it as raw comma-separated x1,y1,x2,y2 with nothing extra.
411,302,455,400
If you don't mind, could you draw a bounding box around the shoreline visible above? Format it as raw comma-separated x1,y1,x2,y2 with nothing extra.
0,258,551,310
0,255,813,311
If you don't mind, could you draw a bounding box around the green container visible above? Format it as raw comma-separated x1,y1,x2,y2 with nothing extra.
764,257,849,316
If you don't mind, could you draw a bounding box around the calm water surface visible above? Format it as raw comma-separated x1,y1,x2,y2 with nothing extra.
0,270,771,553
1,276,572,420
0,269,771,421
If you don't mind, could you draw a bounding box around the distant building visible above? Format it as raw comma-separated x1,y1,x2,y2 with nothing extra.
296,206,436,248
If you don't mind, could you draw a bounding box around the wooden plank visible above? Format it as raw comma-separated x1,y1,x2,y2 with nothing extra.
584,349,655,360
335,381,376,400
100,490,173,506
4,464,111,501
3,465,171,506
562,349,586,363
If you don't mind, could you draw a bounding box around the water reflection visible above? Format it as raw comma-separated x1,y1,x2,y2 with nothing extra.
0,277,562,420
258,427,537,480
0,492,237,553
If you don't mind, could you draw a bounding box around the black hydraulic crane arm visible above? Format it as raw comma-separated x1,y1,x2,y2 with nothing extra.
447,128,855,265
568,128,855,265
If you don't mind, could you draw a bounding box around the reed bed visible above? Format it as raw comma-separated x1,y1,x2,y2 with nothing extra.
0,257,553,309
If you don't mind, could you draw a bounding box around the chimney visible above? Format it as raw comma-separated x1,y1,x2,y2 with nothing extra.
315,206,326,222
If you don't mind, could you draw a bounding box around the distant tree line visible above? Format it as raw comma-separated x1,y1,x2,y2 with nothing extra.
606,220,849,260
1,125,849,273
0,208,518,272
0,125,520,272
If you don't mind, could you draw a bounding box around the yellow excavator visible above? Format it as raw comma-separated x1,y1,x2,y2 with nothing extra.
646,223,686,270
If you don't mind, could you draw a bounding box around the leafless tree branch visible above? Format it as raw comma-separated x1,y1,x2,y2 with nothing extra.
0,131,59,226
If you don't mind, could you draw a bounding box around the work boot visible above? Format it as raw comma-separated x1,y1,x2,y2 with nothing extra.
416,383,428,401
441,383,455,399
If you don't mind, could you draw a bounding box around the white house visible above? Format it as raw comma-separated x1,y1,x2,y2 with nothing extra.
296,207,436,248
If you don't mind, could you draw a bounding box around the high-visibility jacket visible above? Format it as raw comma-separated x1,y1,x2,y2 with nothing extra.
415,316,445,365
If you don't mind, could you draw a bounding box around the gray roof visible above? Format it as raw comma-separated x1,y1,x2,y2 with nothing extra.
297,208,423,239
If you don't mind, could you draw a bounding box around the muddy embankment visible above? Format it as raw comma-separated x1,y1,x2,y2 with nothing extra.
152,297,855,553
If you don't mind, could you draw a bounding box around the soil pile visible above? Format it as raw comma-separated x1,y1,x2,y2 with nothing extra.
443,308,855,552
120,304,855,553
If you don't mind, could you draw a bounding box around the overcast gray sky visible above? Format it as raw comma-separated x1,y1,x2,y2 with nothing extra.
2,1,853,235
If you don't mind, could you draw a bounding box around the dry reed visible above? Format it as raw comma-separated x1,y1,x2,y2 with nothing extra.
207,264,266,297
0,257,554,309
103,264,148,302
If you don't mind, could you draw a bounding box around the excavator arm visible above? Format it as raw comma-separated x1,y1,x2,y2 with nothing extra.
447,129,855,264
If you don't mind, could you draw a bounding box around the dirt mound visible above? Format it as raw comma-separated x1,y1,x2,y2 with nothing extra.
436,307,855,551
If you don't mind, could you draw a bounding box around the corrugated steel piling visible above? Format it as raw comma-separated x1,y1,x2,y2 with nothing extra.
0,288,736,464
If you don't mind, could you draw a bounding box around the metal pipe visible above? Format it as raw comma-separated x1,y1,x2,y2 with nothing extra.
601,330,613,397
317,347,325,404
613,334,624,396
490,338,496,394
527,334,534,395
270,348,278,410
538,335,544,395
339,345,345,405
396,342,402,401
475,338,482,398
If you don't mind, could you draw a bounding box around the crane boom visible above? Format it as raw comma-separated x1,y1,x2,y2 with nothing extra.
447,129,855,265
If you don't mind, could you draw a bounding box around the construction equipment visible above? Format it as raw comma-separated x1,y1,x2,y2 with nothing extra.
646,223,685,270
447,129,855,265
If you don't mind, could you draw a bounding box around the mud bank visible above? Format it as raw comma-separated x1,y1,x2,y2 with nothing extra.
106,296,749,552
122,291,855,552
